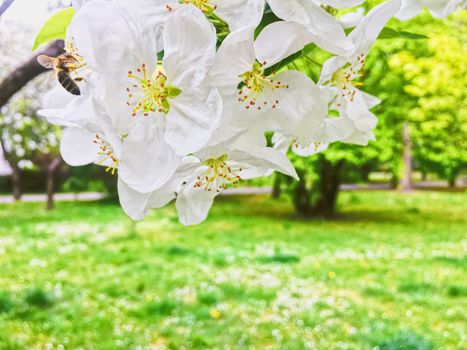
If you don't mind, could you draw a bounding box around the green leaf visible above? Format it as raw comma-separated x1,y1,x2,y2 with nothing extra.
32,7,76,51
263,50,303,77
378,27,427,40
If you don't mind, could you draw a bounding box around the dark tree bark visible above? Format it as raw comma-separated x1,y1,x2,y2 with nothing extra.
292,168,313,216
46,157,62,210
0,140,21,200
311,156,344,218
272,173,282,199
400,123,413,192
291,156,345,218
0,40,64,109
447,168,459,188
0,0,15,16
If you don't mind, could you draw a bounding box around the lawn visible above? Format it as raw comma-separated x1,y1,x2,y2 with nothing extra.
0,191,465,350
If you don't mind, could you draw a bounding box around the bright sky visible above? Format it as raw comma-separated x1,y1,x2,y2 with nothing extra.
2,0,51,31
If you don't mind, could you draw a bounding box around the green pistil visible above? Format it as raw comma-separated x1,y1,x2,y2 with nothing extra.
127,64,181,116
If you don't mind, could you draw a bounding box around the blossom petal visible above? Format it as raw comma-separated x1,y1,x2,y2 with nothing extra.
208,27,256,94
395,0,423,20
319,56,348,84
163,5,217,88
268,0,353,55
176,182,218,226
212,0,264,31
293,142,329,157
60,127,100,166
349,0,402,55
267,0,310,25
165,88,222,156
119,118,180,193
340,7,365,28
320,118,355,143
255,21,313,68
231,148,299,180
118,178,176,220
68,0,157,77
320,0,365,9
269,70,323,123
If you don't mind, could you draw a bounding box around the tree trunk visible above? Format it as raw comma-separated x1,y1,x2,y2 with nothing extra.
1,140,21,200
292,168,313,216
46,157,62,210
312,156,344,218
0,40,64,109
10,164,21,200
447,169,458,188
272,173,282,199
400,123,413,192
290,157,345,218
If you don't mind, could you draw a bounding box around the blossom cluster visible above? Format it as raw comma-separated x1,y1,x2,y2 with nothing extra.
39,0,463,225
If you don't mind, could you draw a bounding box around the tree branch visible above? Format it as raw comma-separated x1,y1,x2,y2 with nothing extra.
0,0,15,17
0,40,65,109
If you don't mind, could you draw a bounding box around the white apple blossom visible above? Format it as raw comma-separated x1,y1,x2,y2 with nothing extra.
266,0,354,55
319,0,401,110
339,7,366,28
318,0,365,8
115,0,265,39
36,0,457,225
66,2,225,191
208,24,317,124
119,133,298,225
271,83,355,157
396,0,465,20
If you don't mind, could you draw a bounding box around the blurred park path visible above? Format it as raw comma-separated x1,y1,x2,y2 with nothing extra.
0,192,105,203
0,180,464,203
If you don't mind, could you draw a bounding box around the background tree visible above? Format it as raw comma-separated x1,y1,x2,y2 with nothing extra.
0,20,63,207
276,7,466,217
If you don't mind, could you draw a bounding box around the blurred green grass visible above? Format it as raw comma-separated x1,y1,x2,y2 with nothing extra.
0,191,465,349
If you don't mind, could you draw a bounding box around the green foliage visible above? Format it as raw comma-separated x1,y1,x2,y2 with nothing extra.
280,8,467,210
377,332,433,350
365,11,467,183
378,27,428,40
0,99,61,167
0,292,13,313
23,287,55,308
0,192,465,348
32,7,75,50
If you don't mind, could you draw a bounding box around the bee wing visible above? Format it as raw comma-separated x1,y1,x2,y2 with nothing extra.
37,55,55,69
58,71,81,96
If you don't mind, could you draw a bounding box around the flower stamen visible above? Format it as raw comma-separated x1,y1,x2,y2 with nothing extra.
126,63,181,116
238,62,289,110
331,53,366,102
181,0,218,14
94,134,119,175
194,155,242,192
